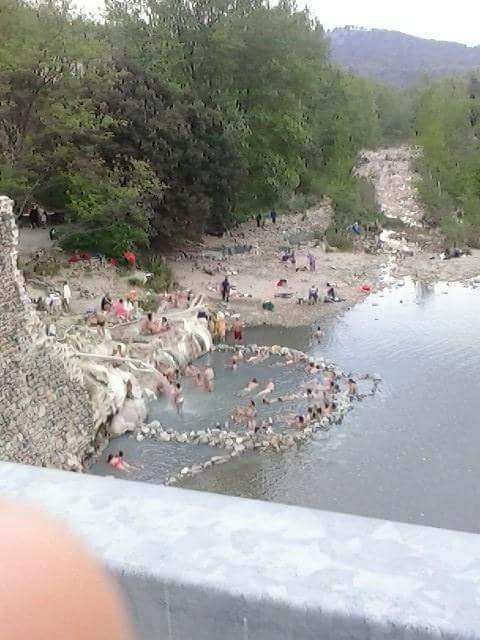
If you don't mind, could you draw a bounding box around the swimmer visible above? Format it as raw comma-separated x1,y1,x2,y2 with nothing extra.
305,360,315,374
314,326,323,342
257,379,275,397
226,354,238,370
289,415,305,429
107,451,132,472
242,378,259,394
246,350,261,363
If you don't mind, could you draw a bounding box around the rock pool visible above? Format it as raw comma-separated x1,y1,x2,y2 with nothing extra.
91,277,480,533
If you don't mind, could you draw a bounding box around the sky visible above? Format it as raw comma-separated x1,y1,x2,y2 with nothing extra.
76,0,480,47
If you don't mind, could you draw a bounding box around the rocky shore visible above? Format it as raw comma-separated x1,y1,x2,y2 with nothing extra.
171,146,480,328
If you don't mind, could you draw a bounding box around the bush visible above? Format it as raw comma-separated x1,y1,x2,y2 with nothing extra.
140,255,173,292
59,223,147,259
137,294,160,313
127,277,145,288
379,214,406,231
146,272,171,293
326,175,380,243
325,228,354,251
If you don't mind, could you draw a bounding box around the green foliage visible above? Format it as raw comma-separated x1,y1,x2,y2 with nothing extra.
325,228,354,251
0,0,406,253
127,277,145,288
137,293,161,313
412,75,480,247
141,256,173,292
326,176,379,230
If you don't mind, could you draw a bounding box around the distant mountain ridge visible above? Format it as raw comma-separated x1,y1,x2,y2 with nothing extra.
328,27,480,87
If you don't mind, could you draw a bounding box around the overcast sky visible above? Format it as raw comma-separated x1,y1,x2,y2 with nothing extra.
76,0,480,47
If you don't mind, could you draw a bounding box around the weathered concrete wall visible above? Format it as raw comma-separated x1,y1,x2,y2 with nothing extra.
1,461,479,640
0,196,95,470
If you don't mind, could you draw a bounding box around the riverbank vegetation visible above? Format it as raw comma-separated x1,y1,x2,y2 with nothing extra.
0,0,409,257
412,77,480,247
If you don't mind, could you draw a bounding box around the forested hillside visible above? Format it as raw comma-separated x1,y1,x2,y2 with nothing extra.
412,76,480,246
329,28,480,87
0,0,406,256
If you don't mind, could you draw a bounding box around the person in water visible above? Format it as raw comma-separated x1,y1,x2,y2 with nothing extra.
184,361,199,377
242,378,259,394
347,378,358,396
195,371,205,389
107,451,132,472
257,380,275,397
226,354,238,370
173,382,184,415
289,415,305,429
315,326,323,342
204,366,215,392
232,317,243,342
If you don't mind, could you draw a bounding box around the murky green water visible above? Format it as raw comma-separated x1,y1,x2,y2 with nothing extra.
91,277,480,533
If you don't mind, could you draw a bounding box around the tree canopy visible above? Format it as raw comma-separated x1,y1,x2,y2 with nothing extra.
0,0,407,256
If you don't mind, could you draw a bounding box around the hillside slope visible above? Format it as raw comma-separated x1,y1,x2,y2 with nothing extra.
328,27,480,86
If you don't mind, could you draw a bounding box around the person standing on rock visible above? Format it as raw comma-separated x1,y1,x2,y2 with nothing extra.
221,276,231,302
216,313,226,342
256,213,262,228
95,309,107,338
270,209,277,224
62,281,71,312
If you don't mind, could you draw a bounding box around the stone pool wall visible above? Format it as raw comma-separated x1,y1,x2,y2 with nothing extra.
0,195,95,470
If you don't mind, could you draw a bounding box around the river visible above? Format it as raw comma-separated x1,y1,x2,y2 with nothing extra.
91,277,480,534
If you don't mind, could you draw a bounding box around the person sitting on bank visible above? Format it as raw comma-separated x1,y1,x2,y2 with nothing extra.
101,293,112,311
113,298,128,319
325,282,336,302
141,312,161,335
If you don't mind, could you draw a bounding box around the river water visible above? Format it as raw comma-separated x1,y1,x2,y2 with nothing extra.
91,277,480,533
